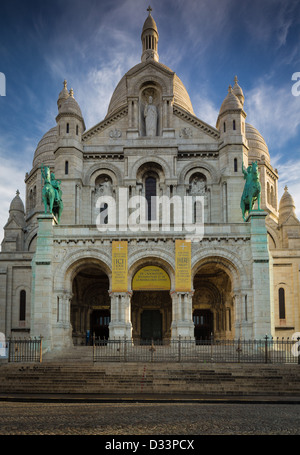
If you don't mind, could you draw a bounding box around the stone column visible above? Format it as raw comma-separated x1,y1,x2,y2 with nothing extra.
53,292,73,348
247,210,272,338
109,292,132,339
30,214,55,351
170,291,194,339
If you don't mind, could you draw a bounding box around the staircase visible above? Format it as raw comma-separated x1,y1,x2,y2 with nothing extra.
0,356,300,398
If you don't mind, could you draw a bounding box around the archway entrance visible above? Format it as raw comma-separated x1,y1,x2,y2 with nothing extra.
131,266,172,342
193,262,234,340
71,264,110,345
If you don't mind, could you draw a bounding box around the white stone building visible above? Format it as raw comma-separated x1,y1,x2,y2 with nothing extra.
1,9,300,352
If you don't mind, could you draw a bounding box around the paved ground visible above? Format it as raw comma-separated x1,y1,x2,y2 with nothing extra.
0,399,299,436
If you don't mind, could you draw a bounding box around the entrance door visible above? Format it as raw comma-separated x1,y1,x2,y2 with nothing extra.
141,310,162,341
90,310,110,340
193,310,213,340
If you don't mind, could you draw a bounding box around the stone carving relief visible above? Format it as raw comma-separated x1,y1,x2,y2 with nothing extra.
189,174,207,196
109,128,122,139
179,127,193,138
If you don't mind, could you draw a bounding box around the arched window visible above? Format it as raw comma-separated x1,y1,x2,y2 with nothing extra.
145,176,157,220
279,288,285,319
20,290,26,321
65,160,69,175
66,123,69,134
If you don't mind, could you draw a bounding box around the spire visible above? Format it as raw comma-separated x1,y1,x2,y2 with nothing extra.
141,6,159,62
57,79,69,108
232,75,245,106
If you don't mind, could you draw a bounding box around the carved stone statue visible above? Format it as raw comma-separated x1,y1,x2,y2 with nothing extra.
240,161,261,221
97,178,113,196
41,165,63,223
144,96,157,137
190,177,206,195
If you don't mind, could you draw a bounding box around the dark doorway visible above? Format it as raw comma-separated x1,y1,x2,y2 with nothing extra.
141,310,162,341
90,310,110,340
193,309,213,340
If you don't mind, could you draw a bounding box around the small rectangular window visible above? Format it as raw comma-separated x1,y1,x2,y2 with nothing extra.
66,123,69,133
20,290,26,321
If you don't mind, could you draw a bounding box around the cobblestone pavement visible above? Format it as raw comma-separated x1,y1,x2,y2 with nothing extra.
0,401,299,435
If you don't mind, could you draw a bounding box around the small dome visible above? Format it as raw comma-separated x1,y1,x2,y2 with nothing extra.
10,190,24,214
142,10,158,35
245,123,270,163
232,76,244,106
59,88,83,118
33,126,57,167
279,186,297,223
219,86,243,117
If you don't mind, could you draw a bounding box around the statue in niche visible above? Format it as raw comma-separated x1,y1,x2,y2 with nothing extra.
144,96,157,137
190,176,206,195
96,177,113,197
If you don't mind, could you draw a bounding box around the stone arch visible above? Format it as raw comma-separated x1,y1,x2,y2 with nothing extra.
266,225,280,249
178,161,219,185
25,230,38,252
128,248,175,290
129,155,172,181
83,163,123,186
54,248,112,294
134,73,168,97
191,247,249,291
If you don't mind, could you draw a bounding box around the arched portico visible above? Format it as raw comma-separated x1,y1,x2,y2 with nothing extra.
129,257,173,342
192,251,250,340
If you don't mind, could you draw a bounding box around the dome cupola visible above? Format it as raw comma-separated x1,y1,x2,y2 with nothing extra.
141,6,159,62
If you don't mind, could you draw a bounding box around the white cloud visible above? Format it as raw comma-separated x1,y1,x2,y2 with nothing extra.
193,94,219,127
246,81,300,149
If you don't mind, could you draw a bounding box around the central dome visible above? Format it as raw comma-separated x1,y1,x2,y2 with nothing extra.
106,8,194,118
106,61,194,118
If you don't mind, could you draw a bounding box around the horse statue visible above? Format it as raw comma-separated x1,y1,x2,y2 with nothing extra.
41,165,63,223
240,161,261,221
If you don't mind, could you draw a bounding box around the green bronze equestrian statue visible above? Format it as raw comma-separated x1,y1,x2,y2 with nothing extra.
41,165,63,223
240,161,261,221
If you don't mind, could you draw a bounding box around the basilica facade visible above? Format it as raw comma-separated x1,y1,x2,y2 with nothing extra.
1,9,300,352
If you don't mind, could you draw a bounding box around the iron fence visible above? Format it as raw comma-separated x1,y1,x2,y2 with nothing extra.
0,338,42,363
93,336,300,364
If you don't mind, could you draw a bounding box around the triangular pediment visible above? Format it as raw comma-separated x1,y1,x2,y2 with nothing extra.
173,105,220,142
82,105,128,144
282,213,300,226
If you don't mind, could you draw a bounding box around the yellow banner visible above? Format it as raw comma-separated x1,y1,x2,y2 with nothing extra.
132,266,171,291
112,241,128,292
175,240,191,291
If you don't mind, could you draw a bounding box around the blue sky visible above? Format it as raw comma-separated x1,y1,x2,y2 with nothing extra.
0,0,300,241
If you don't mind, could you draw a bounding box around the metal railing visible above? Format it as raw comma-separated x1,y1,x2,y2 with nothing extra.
93,336,300,364
0,337,43,363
